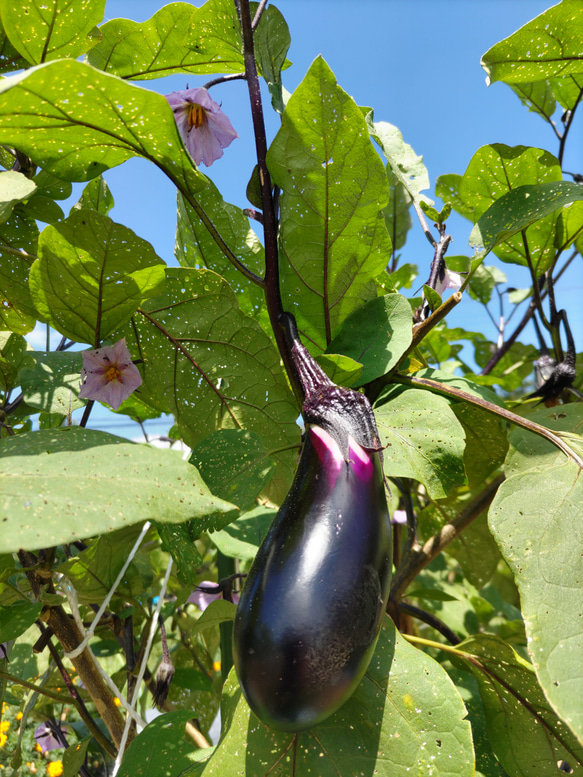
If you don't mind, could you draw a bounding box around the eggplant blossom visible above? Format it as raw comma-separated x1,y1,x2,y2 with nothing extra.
166,87,238,167
435,265,465,296
79,338,142,410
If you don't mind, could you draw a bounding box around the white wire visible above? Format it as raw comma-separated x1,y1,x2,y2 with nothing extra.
112,555,174,776
63,521,151,660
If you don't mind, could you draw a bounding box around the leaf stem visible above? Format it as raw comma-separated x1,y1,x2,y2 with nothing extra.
397,601,461,645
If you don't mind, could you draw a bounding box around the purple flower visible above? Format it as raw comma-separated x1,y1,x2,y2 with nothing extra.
165,87,238,167
79,338,142,410
187,581,239,611
34,722,68,753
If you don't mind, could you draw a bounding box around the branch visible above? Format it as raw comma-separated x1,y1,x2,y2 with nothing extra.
396,602,461,645
237,0,303,406
390,474,503,601
18,551,126,750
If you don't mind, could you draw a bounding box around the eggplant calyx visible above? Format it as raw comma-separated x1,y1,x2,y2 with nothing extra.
280,312,382,457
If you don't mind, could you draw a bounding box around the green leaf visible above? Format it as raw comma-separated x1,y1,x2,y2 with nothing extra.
267,56,392,349
0,600,42,642
367,115,430,201
32,169,72,201
423,284,443,314
314,352,363,387
19,350,85,415
436,173,476,223
556,199,583,251
87,2,237,81
0,18,30,74
0,59,207,194
468,264,507,306
210,505,276,560
203,619,474,776
56,524,154,605
190,430,277,512
470,181,583,264
384,168,413,253
0,170,36,222
158,522,203,586
175,186,264,318
375,385,467,499
0,209,38,334
458,634,583,775
419,501,501,590
0,0,106,64
510,80,556,122
72,175,114,216
192,598,236,636
481,0,583,85
0,427,237,553
407,587,459,602
116,710,203,777
459,144,562,270
452,402,508,489
388,261,418,291
118,268,300,505
62,736,92,777
182,0,244,75
326,293,412,385
0,331,31,393
30,209,166,345
550,72,583,111
489,404,583,744
253,3,291,114
22,194,64,224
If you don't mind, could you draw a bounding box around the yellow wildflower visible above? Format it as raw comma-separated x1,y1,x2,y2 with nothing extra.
47,762,63,777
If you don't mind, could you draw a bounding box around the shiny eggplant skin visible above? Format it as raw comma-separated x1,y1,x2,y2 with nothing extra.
233,425,392,731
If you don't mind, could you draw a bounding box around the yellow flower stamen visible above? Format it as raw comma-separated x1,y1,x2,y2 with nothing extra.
187,103,206,130
105,366,122,383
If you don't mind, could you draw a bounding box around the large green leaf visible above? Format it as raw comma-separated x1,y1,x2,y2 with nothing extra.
182,0,244,75
87,2,239,81
0,170,36,222
459,144,561,271
19,350,85,415
0,59,206,194
30,209,166,345
118,267,300,504
0,0,105,64
202,618,473,776
384,168,414,253
481,0,583,85
489,404,583,744
0,427,237,553
375,385,467,499
458,634,583,776
452,401,508,488
470,181,583,261
267,55,392,349
509,80,556,123
175,186,265,318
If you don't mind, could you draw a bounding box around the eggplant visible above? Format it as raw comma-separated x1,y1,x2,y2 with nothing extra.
233,314,392,731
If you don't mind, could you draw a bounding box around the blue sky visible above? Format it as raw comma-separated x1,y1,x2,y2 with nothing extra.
40,0,581,440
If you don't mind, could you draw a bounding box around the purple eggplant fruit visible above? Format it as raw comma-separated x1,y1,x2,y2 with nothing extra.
233,313,392,731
